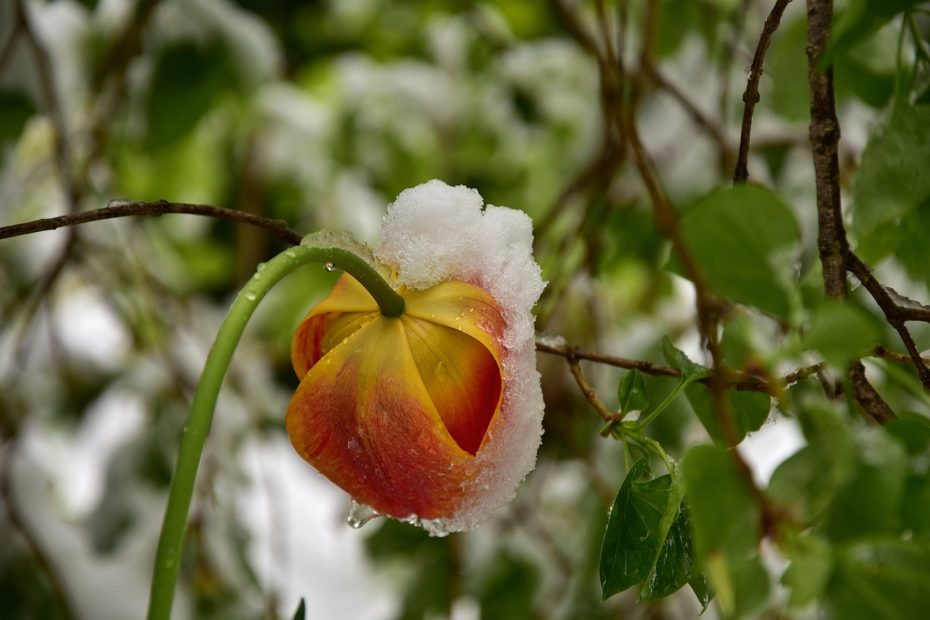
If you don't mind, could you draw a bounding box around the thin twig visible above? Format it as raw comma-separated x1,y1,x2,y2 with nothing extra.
846,252,930,387
733,0,794,184
566,352,617,422
537,337,831,394
806,0,897,421
0,200,303,246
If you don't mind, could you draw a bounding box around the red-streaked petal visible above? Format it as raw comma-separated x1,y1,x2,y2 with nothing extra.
291,274,379,377
286,317,482,519
402,315,502,455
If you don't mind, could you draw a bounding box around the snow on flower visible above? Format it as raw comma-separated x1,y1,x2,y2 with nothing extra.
286,180,545,535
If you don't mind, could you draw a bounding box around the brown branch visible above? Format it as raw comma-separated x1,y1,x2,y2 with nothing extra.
846,253,930,387
0,200,303,246
549,0,605,62
806,0,896,421
565,352,616,422
733,0,794,184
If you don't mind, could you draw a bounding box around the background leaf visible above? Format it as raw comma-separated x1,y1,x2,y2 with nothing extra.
677,185,800,318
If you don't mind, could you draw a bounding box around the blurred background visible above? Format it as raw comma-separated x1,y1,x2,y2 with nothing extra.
0,0,918,618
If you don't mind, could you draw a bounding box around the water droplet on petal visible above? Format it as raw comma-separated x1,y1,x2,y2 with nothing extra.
324,262,336,272
346,500,379,529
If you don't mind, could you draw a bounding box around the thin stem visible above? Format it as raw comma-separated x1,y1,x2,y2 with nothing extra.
0,200,303,246
147,242,402,620
733,0,793,184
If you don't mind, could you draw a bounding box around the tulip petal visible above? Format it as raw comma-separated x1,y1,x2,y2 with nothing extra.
402,316,501,455
286,317,480,519
403,280,507,359
291,274,379,377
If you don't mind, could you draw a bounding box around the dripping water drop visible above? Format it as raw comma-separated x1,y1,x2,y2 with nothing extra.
346,500,379,529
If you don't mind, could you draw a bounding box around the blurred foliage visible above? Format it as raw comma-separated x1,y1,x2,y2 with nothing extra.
1,0,930,619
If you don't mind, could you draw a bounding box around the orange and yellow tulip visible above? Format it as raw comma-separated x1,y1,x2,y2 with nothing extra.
286,272,510,522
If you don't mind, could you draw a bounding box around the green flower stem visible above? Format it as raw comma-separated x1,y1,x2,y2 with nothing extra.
147,243,402,620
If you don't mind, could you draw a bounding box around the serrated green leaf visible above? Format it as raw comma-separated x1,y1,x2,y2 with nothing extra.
618,370,649,414
677,185,800,318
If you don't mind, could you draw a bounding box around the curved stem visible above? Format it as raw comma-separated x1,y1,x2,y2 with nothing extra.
147,242,402,620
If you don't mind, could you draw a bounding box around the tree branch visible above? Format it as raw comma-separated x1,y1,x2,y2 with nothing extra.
806,0,896,421
846,252,930,387
0,200,304,246
733,0,793,184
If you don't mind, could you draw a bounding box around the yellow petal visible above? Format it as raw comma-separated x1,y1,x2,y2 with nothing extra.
291,274,379,377
403,280,507,361
402,315,502,455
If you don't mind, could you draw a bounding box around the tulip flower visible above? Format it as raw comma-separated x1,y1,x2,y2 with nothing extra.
286,180,545,533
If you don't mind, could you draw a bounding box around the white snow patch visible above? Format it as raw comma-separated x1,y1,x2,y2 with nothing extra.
239,435,397,620
376,179,546,533
738,415,804,483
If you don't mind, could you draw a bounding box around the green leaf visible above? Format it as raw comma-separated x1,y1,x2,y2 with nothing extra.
636,338,710,430
684,385,770,445
689,573,713,611
821,427,909,543
769,401,856,522
600,460,675,598
638,499,698,601
682,444,767,618
804,300,881,367
678,185,800,318
781,535,834,608
291,598,306,620
145,41,241,149
853,102,930,255
768,16,810,121
618,370,649,414
826,0,919,64
661,336,709,380
682,445,759,559
826,540,930,620
0,90,36,144
476,549,541,620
